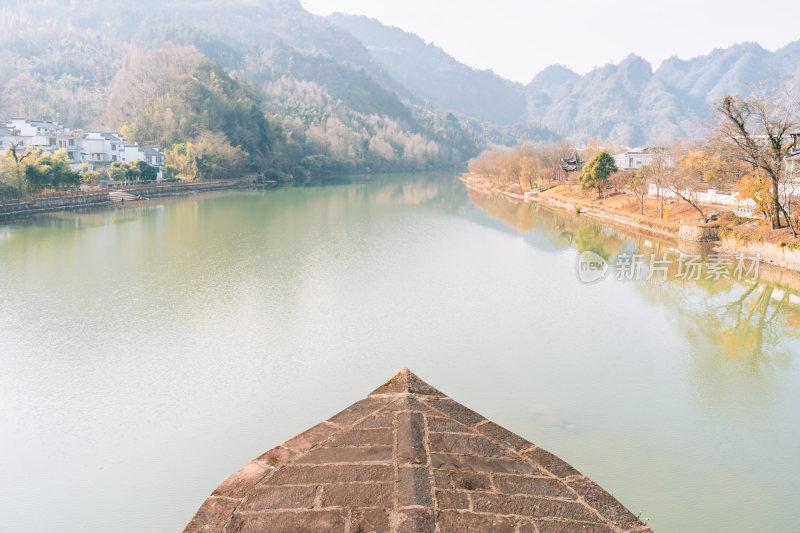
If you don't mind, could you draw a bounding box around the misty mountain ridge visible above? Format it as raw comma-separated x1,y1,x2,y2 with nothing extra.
330,13,800,146
0,0,483,174
2,0,799,157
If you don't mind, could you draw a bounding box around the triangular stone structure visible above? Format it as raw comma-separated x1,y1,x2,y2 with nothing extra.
185,369,652,532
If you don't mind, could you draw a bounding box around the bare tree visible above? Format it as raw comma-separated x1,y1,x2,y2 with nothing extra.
622,170,648,215
639,151,673,219
715,80,800,235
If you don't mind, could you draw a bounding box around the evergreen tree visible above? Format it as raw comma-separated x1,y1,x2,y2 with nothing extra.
579,150,618,199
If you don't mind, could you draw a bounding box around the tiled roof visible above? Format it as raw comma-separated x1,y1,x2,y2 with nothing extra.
141,146,163,156
184,369,652,533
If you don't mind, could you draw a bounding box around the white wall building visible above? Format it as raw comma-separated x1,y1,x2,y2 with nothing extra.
648,184,757,217
0,127,17,151
613,147,671,170
3,119,164,176
4,119,83,165
82,132,126,166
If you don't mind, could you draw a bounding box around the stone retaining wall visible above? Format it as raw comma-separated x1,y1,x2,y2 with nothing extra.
717,236,800,272
125,179,250,199
0,179,252,223
678,224,719,242
0,193,112,222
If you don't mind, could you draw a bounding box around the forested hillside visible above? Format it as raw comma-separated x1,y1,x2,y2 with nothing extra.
4,0,799,166
0,0,480,179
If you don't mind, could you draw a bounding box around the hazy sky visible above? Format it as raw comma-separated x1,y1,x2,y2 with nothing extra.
301,0,800,83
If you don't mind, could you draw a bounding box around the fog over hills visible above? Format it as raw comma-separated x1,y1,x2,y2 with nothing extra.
331,13,800,146
2,0,799,155
0,0,486,174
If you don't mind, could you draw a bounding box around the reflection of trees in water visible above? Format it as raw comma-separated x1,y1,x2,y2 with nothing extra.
467,189,626,259
466,189,543,234
642,277,800,410
465,187,800,364
350,173,470,211
570,225,625,261
637,269,799,367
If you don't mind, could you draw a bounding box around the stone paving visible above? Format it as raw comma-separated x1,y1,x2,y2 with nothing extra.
184,369,653,533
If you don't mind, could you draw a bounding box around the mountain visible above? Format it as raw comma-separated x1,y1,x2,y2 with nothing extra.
325,14,800,146
2,0,799,153
527,42,800,145
327,13,526,126
0,0,481,177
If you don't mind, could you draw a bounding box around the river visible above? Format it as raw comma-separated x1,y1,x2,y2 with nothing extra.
1,173,798,532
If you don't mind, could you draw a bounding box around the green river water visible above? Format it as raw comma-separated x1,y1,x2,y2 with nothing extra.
1,173,798,532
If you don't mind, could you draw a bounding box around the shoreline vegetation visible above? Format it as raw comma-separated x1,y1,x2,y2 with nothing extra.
461,80,800,272
460,172,800,274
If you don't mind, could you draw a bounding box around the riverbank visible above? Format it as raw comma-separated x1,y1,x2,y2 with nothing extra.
0,192,112,221
0,178,256,223
461,173,800,273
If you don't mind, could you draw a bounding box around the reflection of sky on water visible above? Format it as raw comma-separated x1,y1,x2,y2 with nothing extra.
467,187,800,365
1,175,798,533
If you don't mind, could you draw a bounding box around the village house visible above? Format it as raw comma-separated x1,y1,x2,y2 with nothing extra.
0,127,16,151
81,131,126,167
2,119,165,178
4,118,83,164
613,146,671,170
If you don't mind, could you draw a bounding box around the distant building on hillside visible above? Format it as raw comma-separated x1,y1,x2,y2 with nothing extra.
0,127,16,151
4,118,83,164
2,119,164,177
119,144,164,166
82,132,127,165
613,146,670,170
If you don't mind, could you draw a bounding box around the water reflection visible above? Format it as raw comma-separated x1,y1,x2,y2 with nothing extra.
467,188,800,363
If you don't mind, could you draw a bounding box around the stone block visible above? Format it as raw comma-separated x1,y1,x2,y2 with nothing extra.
184,496,239,533
398,467,432,506
436,511,516,532
567,478,644,530
396,412,427,465
450,471,492,491
435,490,470,510
428,432,506,457
283,422,339,452
427,416,476,433
471,493,600,522
476,421,533,451
431,453,541,475
328,428,393,447
523,520,615,533
350,508,390,532
525,448,581,478
393,508,435,533
212,461,270,498
268,464,393,485
225,510,345,533
254,446,296,468
424,398,486,427
328,397,392,426
294,445,392,464
320,483,393,508
494,474,576,499
237,485,317,512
